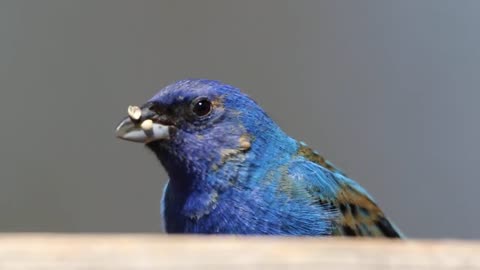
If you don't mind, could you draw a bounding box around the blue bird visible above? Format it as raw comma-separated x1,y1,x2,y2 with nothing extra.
115,79,402,237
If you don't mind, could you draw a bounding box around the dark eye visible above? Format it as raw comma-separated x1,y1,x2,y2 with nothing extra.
191,98,212,117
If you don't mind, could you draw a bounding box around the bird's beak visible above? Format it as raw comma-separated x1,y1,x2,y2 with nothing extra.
115,105,170,143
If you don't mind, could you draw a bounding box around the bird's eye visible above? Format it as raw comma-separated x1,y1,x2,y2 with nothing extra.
191,98,212,117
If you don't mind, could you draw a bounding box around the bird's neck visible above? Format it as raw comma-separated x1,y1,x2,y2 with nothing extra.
149,145,204,192
150,123,298,189
151,141,251,221
150,126,299,222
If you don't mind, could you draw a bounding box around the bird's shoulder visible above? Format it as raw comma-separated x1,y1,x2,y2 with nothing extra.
285,143,402,237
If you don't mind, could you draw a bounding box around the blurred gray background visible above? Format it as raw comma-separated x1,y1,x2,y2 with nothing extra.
1,0,478,238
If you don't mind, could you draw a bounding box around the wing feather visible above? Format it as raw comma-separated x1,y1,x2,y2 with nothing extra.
289,147,403,238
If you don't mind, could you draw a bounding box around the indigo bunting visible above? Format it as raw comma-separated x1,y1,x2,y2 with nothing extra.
115,79,402,237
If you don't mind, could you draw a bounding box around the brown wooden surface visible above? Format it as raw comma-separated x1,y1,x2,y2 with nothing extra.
0,234,478,269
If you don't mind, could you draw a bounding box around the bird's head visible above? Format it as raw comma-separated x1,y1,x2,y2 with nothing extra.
115,79,284,180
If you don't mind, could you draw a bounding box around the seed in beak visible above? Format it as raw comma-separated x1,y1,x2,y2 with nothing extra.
127,105,142,121
141,119,153,131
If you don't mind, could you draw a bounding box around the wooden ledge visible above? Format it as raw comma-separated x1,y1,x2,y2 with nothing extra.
0,234,478,269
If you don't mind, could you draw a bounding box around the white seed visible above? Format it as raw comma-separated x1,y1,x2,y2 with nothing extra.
141,119,153,130
127,105,142,120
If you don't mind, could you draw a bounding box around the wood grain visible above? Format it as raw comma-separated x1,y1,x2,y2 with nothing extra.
0,234,478,270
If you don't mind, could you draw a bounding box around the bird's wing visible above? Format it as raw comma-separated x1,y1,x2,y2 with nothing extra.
287,155,403,238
